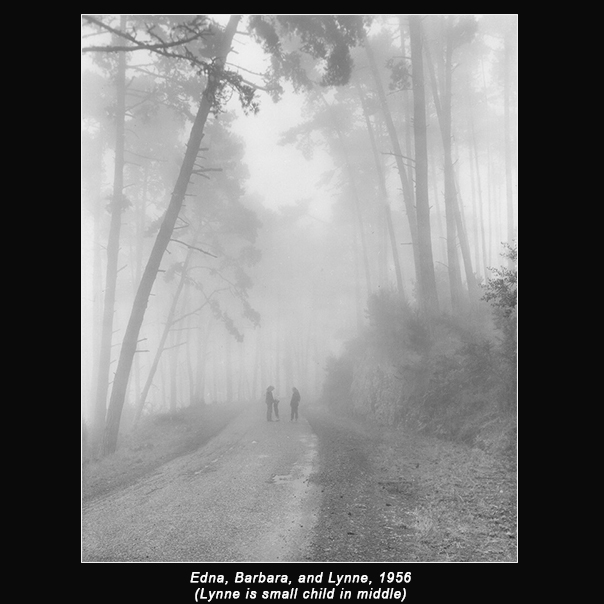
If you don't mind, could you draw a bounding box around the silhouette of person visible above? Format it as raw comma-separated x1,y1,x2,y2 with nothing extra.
265,386,277,421
273,394,280,421
290,387,301,422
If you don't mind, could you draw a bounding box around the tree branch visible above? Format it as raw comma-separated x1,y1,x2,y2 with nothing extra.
170,301,211,326
82,15,213,70
169,238,218,258
82,15,208,55
381,151,416,163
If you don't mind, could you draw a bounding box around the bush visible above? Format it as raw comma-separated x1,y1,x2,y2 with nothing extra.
320,248,517,452
417,334,498,440
365,288,430,355
481,242,517,321
481,242,518,412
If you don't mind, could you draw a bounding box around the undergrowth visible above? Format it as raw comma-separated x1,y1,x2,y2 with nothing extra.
321,245,517,458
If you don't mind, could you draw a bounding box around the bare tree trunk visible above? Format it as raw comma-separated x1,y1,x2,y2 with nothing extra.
187,335,195,406
237,340,246,401
471,121,488,280
169,329,181,412
352,227,363,333
275,325,282,395
323,100,373,300
423,19,465,313
409,15,439,318
103,16,240,455
364,35,420,284
429,147,447,269
212,348,219,403
478,57,494,273
89,125,105,449
452,171,480,304
195,317,212,405
351,183,373,301
467,112,481,279
93,19,127,456
504,23,516,267
259,328,267,398
130,164,150,403
355,78,405,299
133,237,198,424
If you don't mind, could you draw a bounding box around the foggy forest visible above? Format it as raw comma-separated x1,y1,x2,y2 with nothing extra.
81,14,517,563
81,12,517,454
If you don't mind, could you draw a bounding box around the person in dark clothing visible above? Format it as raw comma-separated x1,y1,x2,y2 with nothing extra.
290,387,301,422
265,386,276,421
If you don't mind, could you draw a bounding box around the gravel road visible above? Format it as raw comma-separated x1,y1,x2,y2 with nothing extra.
82,404,320,562
82,402,516,562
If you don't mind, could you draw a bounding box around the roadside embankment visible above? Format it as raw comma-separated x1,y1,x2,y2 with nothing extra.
304,404,516,562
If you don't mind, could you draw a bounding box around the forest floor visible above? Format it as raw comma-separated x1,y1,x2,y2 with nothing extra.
82,402,517,562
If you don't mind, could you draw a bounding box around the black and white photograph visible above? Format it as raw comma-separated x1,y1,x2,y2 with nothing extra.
81,14,518,568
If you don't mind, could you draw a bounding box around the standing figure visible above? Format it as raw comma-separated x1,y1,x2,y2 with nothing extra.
273,394,280,421
265,386,276,421
265,386,275,422
290,387,301,422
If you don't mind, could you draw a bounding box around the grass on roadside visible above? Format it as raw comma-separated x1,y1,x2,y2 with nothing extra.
82,403,241,502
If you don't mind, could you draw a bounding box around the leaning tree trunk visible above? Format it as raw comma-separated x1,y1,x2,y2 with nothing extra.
103,15,241,455
92,20,127,456
133,234,198,425
409,16,439,318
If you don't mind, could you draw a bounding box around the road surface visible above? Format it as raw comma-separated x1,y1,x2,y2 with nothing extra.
82,404,320,562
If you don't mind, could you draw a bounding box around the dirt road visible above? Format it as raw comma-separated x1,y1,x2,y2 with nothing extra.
83,402,516,562
82,405,320,562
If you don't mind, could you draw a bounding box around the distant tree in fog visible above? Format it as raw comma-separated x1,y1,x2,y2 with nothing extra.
93,16,244,455
83,14,369,455
408,15,440,318
89,16,127,457
423,15,479,312
82,14,516,455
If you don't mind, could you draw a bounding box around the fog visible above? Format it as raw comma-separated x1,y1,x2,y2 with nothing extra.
81,15,517,451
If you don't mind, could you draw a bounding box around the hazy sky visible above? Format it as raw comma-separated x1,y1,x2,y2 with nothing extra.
232,93,335,218
225,20,336,219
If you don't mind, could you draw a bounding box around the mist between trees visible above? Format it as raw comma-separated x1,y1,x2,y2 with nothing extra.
81,15,517,458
